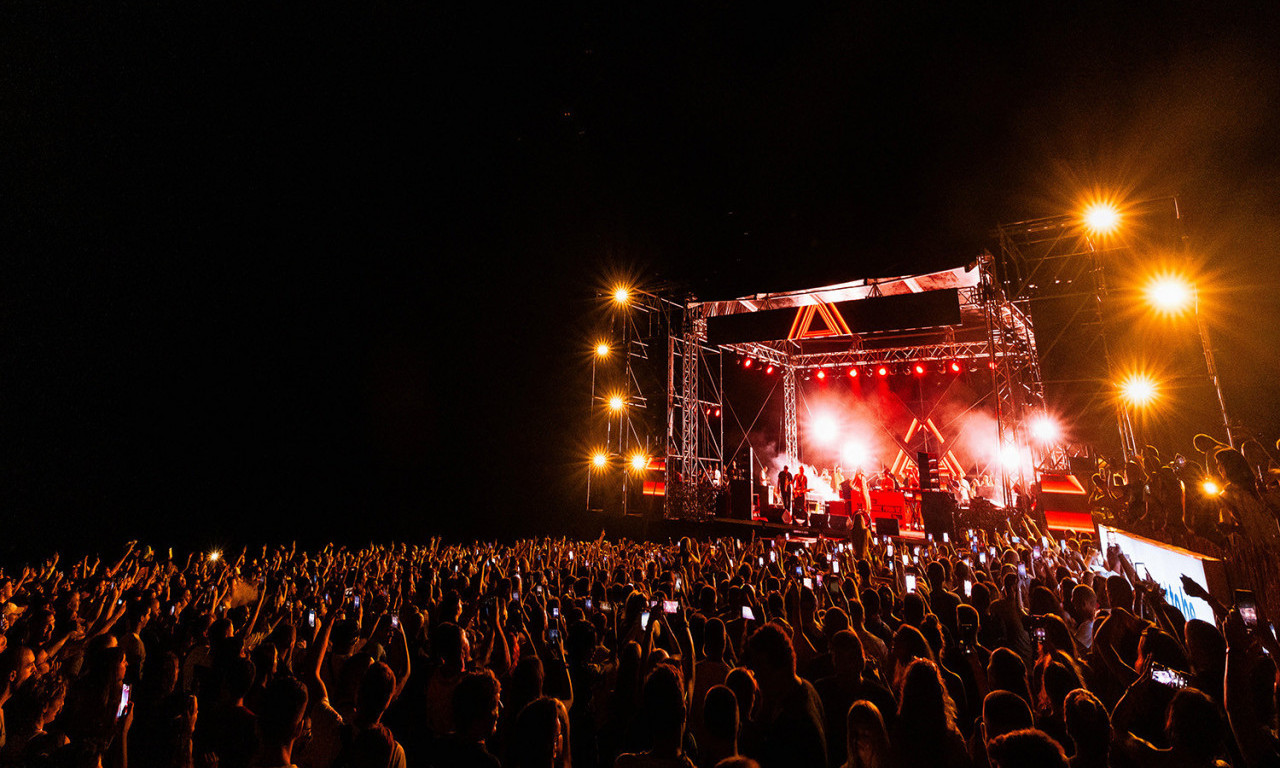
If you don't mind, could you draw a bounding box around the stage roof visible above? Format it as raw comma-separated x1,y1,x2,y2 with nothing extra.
690,265,981,317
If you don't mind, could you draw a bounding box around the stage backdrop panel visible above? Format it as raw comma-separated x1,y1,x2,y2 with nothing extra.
706,289,962,346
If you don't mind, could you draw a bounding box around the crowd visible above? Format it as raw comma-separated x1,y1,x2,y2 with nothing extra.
2,439,1278,768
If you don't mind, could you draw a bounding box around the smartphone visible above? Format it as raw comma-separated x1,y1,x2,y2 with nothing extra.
816,574,824,588
963,579,972,597
887,545,894,558
1151,663,1190,689
832,560,840,574
512,591,519,601
536,585,543,595
353,595,361,610
552,607,560,618
675,577,682,592
1033,546,1041,559
979,552,987,565
663,600,678,613
169,604,176,616
1017,563,1027,579
117,683,131,719
585,598,594,610
1012,536,1020,544
1237,589,1258,629
943,532,950,543
641,611,651,630
391,615,400,629
569,551,574,560
1034,626,1047,644
307,609,317,628
795,565,803,577
758,557,765,567
803,577,813,589
741,605,756,621
549,627,561,642
905,573,917,593
769,551,777,563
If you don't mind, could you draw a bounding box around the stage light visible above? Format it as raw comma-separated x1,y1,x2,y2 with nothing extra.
816,369,826,380
765,365,774,374
811,416,839,445
848,367,858,378
913,363,925,375
1082,201,1122,236
208,550,221,562
608,394,626,412
591,452,608,469
744,358,753,368
1202,479,1222,496
714,408,721,417
877,366,888,377
841,441,869,469
612,286,631,305
595,342,610,357
950,361,962,373
1118,374,1158,407
628,452,648,472
1030,415,1060,443
1145,274,1194,315
988,361,997,370
999,443,1022,469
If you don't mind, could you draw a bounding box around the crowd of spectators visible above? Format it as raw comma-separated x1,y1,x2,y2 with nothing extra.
1,440,1278,768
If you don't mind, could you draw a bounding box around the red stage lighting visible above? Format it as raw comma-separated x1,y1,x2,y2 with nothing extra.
988,361,997,370
877,366,888,377
913,363,925,375
765,365,774,374
950,361,961,373
848,367,857,377
816,369,826,380
714,408,721,417
744,358,753,368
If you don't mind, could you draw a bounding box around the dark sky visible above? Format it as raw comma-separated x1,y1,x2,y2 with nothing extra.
3,1,1279,554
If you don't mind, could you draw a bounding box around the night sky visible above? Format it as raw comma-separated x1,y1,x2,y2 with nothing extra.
3,1,1279,557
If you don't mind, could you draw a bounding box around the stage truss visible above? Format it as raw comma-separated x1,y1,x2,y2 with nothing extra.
666,256,1060,519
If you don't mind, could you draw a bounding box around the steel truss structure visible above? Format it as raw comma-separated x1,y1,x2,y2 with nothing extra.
665,259,1052,518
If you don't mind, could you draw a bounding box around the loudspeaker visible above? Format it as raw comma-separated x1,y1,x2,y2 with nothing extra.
920,490,957,539
729,479,752,520
874,517,900,537
762,505,786,524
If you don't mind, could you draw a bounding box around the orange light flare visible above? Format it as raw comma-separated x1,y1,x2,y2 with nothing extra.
628,452,648,472
595,342,611,357
590,452,608,470
612,286,632,305
1082,200,1122,237
1144,273,1195,316
607,394,626,412
1118,373,1159,408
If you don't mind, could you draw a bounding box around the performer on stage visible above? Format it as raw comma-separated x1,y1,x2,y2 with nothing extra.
777,465,793,514
876,467,899,491
792,465,809,524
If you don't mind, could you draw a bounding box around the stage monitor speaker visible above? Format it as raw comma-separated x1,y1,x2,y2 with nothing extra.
874,517,900,538
728,479,752,520
762,505,786,524
920,490,957,539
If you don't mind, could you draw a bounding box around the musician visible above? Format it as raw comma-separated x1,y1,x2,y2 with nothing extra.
777,465,793,512
793,465,809,523
876,467,899,491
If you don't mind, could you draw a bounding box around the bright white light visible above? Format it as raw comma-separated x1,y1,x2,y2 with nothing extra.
999,443,1021,469
613,287,631,305
608,394,626,412
1119,374,1158,407
1201,479,1222,496
840,441,869,469
629,452,648,472
1083,201,1121,236
591,452,608,469
1145,275,1194,315
811,416,839,445
1030,415,1060,443
595,343,610,357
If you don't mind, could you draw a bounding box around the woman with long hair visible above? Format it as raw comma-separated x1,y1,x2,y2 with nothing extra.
840,700,891,768
891,658,973,768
